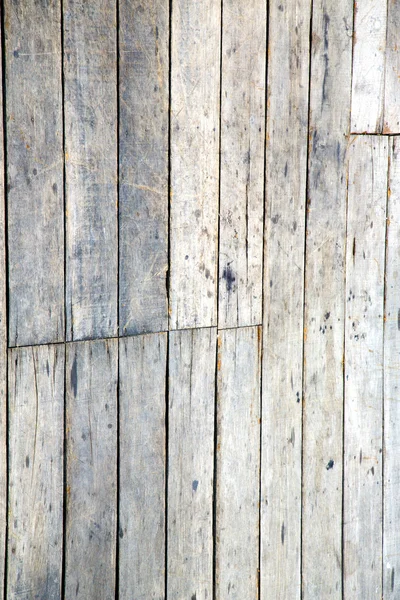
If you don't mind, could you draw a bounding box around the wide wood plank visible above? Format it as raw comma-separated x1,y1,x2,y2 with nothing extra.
7,345,64,600
169,0,221,329
260,0,310,597
383,2,400,133
218,0,265,328
65,339,117,599
119,333,167,600
5,0,64,346
302,0,353,597
168,327,216,598
64,0,118,341
344,135,387,599
350,0,387,133
216,326,261,598
119,0,169,336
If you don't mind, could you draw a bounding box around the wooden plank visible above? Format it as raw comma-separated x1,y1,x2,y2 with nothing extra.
169,0,221,329
383,1,400,133
64,0,118,341
344,135,387,599
7,345,64,599
168,327,216,598
350,0,387,133
216,326,261,598
119,333,167,599
119,0,169,336
65,339,117,599
217,0,265,328
260,0,310,597
5,0,64,346
302,0,353,597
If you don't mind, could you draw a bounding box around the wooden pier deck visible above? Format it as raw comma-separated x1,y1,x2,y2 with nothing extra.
0,0,398,598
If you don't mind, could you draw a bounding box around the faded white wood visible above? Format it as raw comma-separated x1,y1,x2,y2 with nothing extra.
119,333,167,600
6,0,64,346
383,2,400,133
65,339,117,599
169,0,221,329
64,0,118,341
119,0,169,336
302,0,353,597
7,345,64,599
168,327,216,598
350,0,387,133
260,0,310,597
384,136,400,598
216,326,261,598
218,0,265,328
344,135,387,599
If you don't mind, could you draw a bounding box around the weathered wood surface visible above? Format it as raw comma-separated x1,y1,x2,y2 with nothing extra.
260,0,310,597
7,345,64,600
343,135,387,599
119,333,167,600
64,0,118,341
169,0,221,329
167,327,216,598
5,0,64,346
384,3,400,133
216,326,261,598
119,0,169,336
218,0,265,329
302,0,353,597
65,339,117,599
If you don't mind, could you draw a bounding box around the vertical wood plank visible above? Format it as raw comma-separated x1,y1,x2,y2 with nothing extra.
350,0,387,133
168,327,216,598
343,135,387,599
119,0,169,336
64,0,118,341
216,326,261,598
260,0,310,597
5,0,64,346
217,0,265,328
302,0,353,597
169,0,221,329
7,345,64,599
65,339,117,599
119,333,167,600
383,2,400,133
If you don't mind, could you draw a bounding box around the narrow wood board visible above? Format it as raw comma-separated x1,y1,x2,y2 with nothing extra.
119,333,167,600
5,0,64,346
383,1,400,133
167,327,216,598
260,0,310,597
216,326,261,598
302,0,353,596
218,0,265,328
119,0,169,336
7,345,64,600
169,0,221,329
350,0,387,133
64,0,118,341
65,339,117,599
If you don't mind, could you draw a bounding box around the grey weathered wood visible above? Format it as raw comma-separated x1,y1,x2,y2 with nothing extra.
119,0,169,336
217,0,265,328
216,326,261,598
119,333,167,600
6,0,64,346
344,135,387,599
169,0,221,329
64,0,118,341
302,0,353,597
7,345,64,600
383,2,400,133
168,327,216,598
350,0,387,133
65,339,117,599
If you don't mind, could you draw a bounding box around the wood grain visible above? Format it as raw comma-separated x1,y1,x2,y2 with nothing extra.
119,333,167,600
7,345,64,600
5,0,64,346
384,1,400,133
